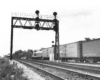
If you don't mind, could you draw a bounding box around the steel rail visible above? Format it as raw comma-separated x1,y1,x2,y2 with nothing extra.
22,60,100,79
18,60,66,80
32,60,100,72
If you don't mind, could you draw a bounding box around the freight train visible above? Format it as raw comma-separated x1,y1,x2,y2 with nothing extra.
32,38,100,63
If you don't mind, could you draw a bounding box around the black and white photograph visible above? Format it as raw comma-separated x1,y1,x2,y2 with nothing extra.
0,0,100,80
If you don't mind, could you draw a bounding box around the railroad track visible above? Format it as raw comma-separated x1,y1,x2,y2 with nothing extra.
20,59,100,80
63,62,100,67
32,60,100,72
18,60,65,80
29,60,100,71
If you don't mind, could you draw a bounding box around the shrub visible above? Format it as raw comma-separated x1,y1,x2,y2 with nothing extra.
0,58,28,80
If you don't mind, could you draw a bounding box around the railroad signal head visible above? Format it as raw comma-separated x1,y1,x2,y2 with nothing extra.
53,12,58,32
53,25,58,32
52,41,54,43
53,20,58,32
53,12,57,16
53,12,57,19
35,24,40,30
35,10,40,15
35,17,39,22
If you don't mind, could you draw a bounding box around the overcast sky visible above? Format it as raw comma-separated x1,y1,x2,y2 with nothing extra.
0,0,100,57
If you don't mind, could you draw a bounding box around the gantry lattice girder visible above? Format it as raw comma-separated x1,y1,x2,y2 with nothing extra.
12,17,56,30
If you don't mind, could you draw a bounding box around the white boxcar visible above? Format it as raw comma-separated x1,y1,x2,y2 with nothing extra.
65,42,80,58
82,39,100,57
59,45,66,57
42,48,48,57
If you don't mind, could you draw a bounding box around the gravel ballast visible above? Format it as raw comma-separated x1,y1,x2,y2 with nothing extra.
10,60,45,80
21,60,100,80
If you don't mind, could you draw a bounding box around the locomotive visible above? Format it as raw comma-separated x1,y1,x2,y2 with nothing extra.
32,38,100,63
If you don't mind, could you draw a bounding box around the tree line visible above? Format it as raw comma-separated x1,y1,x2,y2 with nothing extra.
12,49,33,59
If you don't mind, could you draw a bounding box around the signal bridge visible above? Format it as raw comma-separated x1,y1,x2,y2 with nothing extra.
10,10,59,60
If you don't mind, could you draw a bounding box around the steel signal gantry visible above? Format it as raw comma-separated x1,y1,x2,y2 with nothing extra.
10,10,59,60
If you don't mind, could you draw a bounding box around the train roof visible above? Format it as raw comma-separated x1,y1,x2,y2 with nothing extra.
60,40,81,46
34,50,42,53
35,38,100,50
82,38,100,43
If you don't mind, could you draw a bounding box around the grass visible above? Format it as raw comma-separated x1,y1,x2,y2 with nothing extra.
0,58,28,80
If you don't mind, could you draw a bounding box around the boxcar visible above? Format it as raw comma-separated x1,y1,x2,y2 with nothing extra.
82,39,100,62
66,42,80,57
42,48,49,59
59,45,66,60
64,42,82,61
